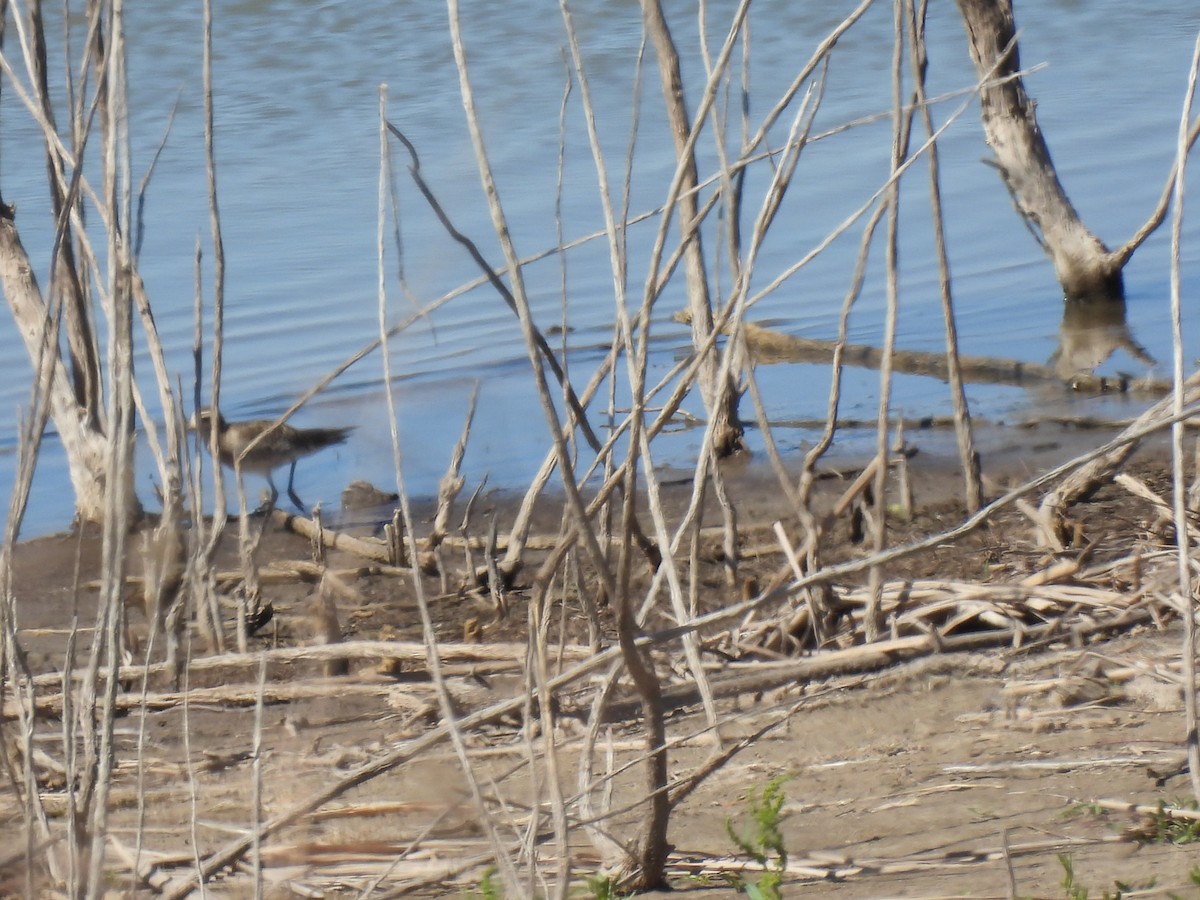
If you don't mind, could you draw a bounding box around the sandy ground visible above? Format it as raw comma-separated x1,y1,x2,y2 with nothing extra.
3,424,1200,898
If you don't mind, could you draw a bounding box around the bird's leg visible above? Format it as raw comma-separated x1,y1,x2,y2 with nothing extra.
285,460,307,512
259,474,280,516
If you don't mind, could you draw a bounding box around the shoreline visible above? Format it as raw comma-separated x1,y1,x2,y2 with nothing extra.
11,415,1165,551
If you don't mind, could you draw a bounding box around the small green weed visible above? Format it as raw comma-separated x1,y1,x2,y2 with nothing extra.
1144,799,1200,845
580,873,624,899
724,775,790,899
1063,800,1106,820
469,866,502,899
1059,853,1089,900
1057,854,1157,900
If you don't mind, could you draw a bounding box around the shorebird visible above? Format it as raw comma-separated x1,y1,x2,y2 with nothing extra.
192,408,352,511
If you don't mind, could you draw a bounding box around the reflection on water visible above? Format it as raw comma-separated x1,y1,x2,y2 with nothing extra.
1052,290,1155,380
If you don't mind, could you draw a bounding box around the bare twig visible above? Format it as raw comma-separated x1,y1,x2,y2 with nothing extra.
866,0,910,643
907,0,982,511
1167,29,1200,803
381,73,519,890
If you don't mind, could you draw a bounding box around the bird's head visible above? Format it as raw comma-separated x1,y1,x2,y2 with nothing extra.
188,408,225,438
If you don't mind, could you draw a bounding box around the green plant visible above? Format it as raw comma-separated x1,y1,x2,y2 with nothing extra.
1057,854,1158,900
1144,800,1200,845
579,873,624,899
725,776,790,899
470,866,502,900
1168,868,1200,899
1059,854,1089,900
1063,800,1106,819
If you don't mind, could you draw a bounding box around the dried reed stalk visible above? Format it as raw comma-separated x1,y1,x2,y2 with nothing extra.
381,72,522,891
1168,30,1200,803
866,0,910,643
906,0,981,511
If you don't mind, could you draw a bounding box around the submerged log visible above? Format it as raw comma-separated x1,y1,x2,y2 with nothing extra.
739,321,1170,396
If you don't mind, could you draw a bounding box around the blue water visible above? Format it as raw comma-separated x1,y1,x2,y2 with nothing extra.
1,1,1198,535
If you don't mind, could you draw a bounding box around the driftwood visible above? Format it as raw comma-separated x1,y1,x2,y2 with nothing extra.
271,511,557,571
597,601,1157,724
270,510,395,564
15,675,496,719
21,639,589,696
670,833,1125,885
1041,370,1200,522
739,321,1169,395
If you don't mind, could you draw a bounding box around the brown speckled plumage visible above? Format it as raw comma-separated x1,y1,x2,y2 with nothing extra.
193,408,351,510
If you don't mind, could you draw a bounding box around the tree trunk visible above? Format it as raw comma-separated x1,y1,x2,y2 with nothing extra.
954,0,1124,301
30,0,103,427
640,0,745,457
0,203,115,524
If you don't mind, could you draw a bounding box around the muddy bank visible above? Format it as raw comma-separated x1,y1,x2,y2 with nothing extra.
3,422,1197,897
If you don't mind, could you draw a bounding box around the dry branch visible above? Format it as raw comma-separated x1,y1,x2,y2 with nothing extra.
17,639,588,700
268,510,393,564
669,833,1123,885
17,676,496,718
600,602,1159,723
1041,372,1200,524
